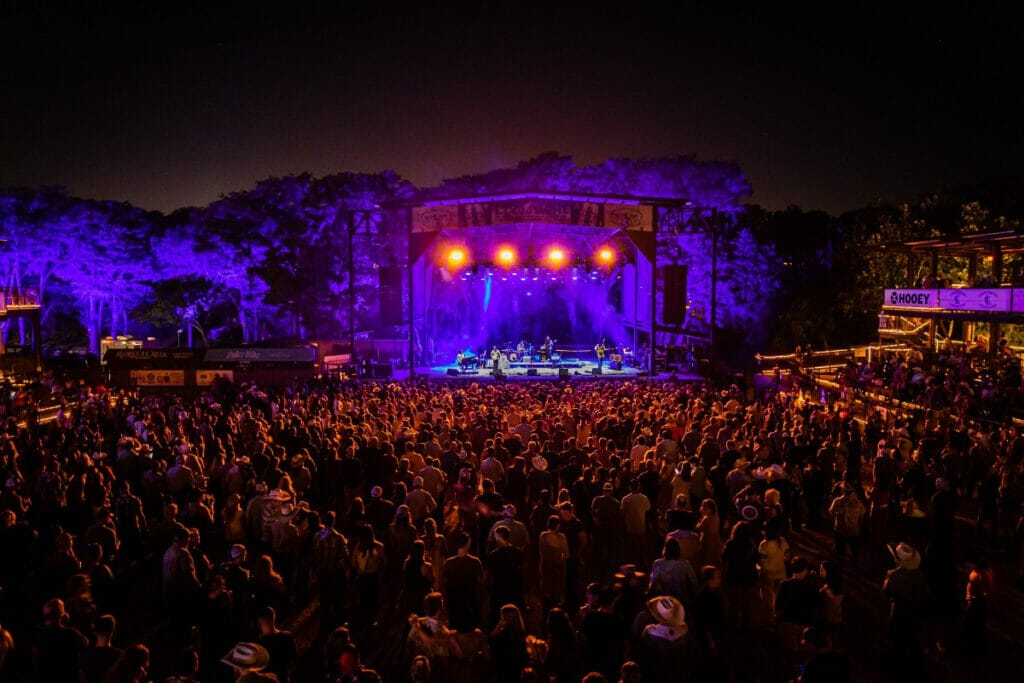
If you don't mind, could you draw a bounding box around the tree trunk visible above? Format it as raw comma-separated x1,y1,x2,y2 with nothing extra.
87,296,103,355
238,308,250,344
187,323,194,348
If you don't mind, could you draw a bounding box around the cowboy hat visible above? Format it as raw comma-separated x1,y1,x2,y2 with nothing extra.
531,456,548,471
221,642,270,671
647,595,686,629
613,564,648,585
888,542,921,570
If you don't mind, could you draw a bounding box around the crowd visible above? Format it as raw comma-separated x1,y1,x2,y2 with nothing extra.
837,342,1024,421
0,372,1021,682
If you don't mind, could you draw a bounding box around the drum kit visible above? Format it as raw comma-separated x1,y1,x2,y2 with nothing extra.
490,338,560,365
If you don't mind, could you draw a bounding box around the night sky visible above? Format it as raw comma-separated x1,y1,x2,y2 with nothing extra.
2,3,1020,214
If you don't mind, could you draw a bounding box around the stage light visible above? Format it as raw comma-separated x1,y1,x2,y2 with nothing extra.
597,246,616,265
496,246,517,267
446,247,468,268
546,246,568,269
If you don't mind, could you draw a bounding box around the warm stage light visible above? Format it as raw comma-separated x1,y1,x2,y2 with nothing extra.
546,247,567,268
597,247,616,265
496,246,517,267
446,247,467,268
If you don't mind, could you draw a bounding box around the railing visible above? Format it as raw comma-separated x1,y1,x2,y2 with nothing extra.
2,290,41,309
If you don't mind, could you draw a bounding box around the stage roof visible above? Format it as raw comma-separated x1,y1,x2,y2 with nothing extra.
885,229,1024,256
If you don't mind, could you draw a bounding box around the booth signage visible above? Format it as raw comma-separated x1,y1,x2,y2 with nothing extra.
196,370,234,386
130,370,185,386
203,348,315,363
884,289,938,308
939,288,1011,312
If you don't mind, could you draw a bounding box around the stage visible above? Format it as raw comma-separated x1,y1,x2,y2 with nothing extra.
413,359,702,382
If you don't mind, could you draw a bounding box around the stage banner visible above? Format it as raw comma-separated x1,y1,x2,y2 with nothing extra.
203,348,315,363
939,288,1011,312
196,369,234,386
412,205,459,233
130,369,185,386
491,199,572,225
883,289,939,309
602,203,653,232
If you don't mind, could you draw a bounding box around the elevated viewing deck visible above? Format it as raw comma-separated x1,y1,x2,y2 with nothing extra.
0,291,41,318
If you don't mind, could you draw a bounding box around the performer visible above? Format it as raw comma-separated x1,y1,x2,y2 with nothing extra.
594,339,607,370
540,336,553,361
490,346,501,368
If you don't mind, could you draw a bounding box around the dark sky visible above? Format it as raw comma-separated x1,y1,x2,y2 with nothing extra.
2,3,1021,214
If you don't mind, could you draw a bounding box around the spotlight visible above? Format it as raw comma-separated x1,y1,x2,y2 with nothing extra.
596,246,616,266
446,247,468,268
546,246,568,269
496,246,517,267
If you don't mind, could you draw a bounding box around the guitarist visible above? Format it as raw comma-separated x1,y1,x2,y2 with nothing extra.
594,339,607,370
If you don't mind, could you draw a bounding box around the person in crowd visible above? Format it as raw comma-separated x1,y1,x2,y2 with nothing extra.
350,525,387,628
81,613,122,683
488,604,528,683
539,514,570,609
721,521,759,629
883,542,927,678
444,531,484,632
403,539,435,615
828,481,866,569
256,606,297,683
220,641,277,682
818,560,844,649
758,525,790,621
579,585,628,682
637,595,689,682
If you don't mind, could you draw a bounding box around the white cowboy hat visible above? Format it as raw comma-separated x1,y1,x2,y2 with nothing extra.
220,642,270,671
647,595,686,629
888,542,921,570
531,456,548,471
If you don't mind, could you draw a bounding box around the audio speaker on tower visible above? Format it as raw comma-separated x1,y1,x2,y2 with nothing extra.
662,265,688,326
378,265,403,327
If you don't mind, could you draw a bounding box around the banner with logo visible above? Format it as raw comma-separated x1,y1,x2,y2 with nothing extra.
412,198,655,232
602,203,654,232
883,289,939,309
196,370,233,386
939,288,1011,312
130,370,185,386
412,205,460,233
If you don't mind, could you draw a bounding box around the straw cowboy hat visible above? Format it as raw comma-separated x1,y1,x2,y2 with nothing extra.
888,542,921,570
221,641,270,671
647,595,687,630
531,456,548,471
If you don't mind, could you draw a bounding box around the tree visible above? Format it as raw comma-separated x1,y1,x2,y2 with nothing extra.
132,275,227,347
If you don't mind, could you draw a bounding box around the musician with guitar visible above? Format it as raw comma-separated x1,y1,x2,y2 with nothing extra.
540,336,554,362
594,339,607,371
